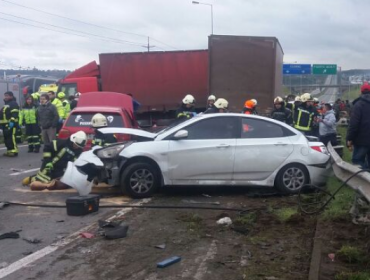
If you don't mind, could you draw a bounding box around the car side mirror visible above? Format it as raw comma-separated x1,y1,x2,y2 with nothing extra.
173,130,188,140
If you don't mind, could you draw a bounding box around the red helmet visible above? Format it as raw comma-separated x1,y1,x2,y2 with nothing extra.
361,82,370,93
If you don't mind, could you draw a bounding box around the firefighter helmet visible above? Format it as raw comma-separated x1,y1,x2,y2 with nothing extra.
300,93,313,103
91,113,108,128
244,100,255,109
295,96,301,102
274,96,284,104
251,99,257,106
214,98,228,109
182,94,195,105
57,92,65,99
207,95,216,101
70,131,87,148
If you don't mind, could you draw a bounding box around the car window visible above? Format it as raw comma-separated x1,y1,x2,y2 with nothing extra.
66,112,124,128
175,116,240,140
241,118,295,138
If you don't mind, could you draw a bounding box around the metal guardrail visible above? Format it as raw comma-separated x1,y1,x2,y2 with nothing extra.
328,142,370,202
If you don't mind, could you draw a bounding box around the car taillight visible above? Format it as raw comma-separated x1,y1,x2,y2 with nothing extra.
311,145,329,155
58,128,71,139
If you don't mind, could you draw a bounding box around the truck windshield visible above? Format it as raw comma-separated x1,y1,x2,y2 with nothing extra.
58,83,77,98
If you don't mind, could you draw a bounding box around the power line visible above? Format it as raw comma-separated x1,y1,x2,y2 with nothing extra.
0,17,151,48
0,12,146,47
1,0,179,50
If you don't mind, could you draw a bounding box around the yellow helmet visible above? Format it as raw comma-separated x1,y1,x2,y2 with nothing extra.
300,93,313,103
214,98,228,109
274,96,284,104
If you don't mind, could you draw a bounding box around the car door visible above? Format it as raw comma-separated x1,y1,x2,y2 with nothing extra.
233,117,295,181
167,116,240,184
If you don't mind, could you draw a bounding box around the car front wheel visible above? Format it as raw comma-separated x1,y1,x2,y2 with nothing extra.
275,163,309,194
120,162,159,198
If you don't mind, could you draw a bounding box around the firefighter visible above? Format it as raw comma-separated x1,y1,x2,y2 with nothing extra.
19,95,41,153
91,113,117,147
242,100,257,115
58,92,71,120
48,91,65,133
207,95,216,108
204,98,228,114
286,95,302,124
0,91,19,157
24,131,87,185
251,99,258,114
176,94,196,120
271,96,293,125
293,93,316,135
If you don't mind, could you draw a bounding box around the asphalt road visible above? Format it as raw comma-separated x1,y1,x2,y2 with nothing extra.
0,143,132,279
319,75,338,104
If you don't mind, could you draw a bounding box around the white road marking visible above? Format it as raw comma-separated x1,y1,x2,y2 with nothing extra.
10,168,40,176
0,198,151,279
0,145,28,151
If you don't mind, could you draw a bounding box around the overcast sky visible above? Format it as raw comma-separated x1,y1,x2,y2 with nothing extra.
0,0,368,70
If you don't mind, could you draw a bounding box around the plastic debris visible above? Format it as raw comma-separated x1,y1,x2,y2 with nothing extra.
216,217,232,226
80,232,94,239
0,232,20,240
328,253,335,262
104,223,129,240
23,237,42,244
155,244,166,249
157,256,181,268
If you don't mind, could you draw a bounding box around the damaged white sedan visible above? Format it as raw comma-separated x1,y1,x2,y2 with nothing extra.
90,113,331,198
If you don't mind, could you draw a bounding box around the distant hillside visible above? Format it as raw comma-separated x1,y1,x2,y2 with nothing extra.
342,69,370,76
0,69,71,79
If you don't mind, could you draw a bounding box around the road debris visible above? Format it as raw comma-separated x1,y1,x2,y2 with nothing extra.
104,223,129,240
216,217,232,226
0,202,9,210
202,194,212,198
0,232,20,240
56,220,65,223
80,232,94,239
182,200,220,206
154,244,166,250
23,237,42,244
157,256,181,268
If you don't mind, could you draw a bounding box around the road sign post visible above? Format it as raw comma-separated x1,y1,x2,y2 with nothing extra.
312,64,337,75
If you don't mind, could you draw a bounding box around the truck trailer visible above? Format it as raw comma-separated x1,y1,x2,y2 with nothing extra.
58,35,283,124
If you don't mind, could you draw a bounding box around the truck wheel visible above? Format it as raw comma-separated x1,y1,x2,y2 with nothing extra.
120,162,159,198
275,163,309,194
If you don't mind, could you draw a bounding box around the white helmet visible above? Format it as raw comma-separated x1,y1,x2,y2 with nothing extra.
300,93,313,103
91,113,108,128
182,94,195,105
313,97,319,103
274,96,284,104
70,131,87,148
214,98,228,109
251,99,257,106
295,96,301,102
75,92,81,98
207,95,216,101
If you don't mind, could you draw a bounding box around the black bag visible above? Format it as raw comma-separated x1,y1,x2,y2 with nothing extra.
66,195,100,216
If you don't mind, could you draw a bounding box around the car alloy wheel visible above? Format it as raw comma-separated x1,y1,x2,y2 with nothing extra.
282,167,305,191
129,169,154,194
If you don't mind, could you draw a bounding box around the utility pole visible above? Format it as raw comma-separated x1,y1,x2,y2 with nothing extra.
143,37,156,52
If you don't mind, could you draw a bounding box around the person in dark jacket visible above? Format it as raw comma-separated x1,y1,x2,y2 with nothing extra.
176,94,196,120
91,113,116,147
207,95,216,109
20,95,41,153
0,91,20,156
204,98,228,114
37,93,59,145
271,96,293,125
346,82,370,168
293,93,316,135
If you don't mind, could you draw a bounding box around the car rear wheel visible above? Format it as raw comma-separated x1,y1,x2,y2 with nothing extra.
120,162,159,198
275,163,309,194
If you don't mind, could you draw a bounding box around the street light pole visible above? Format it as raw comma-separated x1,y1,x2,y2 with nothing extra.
192,1,213,35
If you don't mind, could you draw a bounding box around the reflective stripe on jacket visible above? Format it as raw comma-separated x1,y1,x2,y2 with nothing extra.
20,106,37,125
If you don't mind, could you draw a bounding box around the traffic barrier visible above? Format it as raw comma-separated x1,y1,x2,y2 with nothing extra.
328,142,370,202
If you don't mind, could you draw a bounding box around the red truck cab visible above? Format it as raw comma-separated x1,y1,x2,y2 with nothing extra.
58,91,138,150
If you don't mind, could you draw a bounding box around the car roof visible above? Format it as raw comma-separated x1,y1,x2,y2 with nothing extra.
70,106,123,113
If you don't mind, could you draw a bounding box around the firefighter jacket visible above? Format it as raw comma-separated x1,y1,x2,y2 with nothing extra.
242,108,257,115
176,105,196,120
271,105,293,125
61,99,71,119
51,98,65,119
42,139,82,172
92,130,117,147
204,105,219,114
0,98,19,125
19,104,38,125
293,103,315,132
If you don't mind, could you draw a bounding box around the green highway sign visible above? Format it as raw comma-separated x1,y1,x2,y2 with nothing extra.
312,64,337,75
